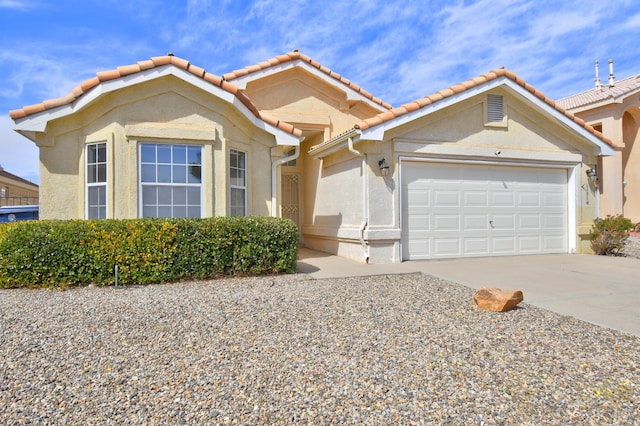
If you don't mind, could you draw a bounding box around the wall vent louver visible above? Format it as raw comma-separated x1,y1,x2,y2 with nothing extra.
487,94,504,122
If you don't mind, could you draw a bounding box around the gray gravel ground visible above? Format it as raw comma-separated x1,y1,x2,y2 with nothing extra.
1,271,638,424
624,235,640,259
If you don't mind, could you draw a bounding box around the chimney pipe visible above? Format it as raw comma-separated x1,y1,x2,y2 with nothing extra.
594,60,602,89
608,59,615,86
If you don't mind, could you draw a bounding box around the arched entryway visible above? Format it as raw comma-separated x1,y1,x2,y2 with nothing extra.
622,109,640,222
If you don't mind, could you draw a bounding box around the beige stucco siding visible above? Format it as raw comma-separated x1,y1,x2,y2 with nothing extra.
34,76,278,220
241,68,386,139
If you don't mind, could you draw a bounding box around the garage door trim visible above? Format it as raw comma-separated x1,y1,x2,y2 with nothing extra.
399,156,578,260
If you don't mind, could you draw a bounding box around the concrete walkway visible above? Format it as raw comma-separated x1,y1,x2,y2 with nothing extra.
298,248,640,337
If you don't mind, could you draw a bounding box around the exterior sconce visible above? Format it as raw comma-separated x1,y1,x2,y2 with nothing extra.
378,158,390,176
586,167,597,184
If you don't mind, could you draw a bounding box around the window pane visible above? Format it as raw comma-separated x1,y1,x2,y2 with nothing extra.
173,145,187,164
173,165,186,183
141,164,156,182
173,206,187,218
187,206,200,218
173,187,187,205
142,186,157,204
158,186,172,204
157,165,172,183
87,165,97,183
97,144,107,163
143,205,157,218
158,206,172,218
188,166,201,183
88,145,97,164
141,144,156,163
187,187,200,204
157,145,172,163
188,146,201,165
97,164,107,183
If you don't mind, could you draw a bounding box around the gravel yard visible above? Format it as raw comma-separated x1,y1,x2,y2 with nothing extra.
1,271,638,424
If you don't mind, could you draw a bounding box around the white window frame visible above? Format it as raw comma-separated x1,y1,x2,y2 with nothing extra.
138,142,203,218
86,142,108,219
229,149,247,216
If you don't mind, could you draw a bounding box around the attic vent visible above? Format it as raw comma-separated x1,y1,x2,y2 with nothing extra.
486,94,504,122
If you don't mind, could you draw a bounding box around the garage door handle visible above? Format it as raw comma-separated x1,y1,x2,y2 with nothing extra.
489,220,494,228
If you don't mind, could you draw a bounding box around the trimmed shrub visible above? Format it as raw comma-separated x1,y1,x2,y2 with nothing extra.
589,215,634,256
0,217,298,289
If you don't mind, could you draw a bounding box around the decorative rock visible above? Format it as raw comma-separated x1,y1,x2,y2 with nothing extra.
472,287,524,312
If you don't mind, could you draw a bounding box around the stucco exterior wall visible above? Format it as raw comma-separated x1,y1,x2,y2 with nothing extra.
34,76,278,220
240,68,386,139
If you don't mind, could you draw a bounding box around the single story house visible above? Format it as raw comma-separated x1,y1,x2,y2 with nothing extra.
10,51,614,262
557,61,640,223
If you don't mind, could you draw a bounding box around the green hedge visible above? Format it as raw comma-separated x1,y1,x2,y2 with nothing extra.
0,217,298,289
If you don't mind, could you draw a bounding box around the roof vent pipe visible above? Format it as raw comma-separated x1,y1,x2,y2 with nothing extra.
594,60,602,90
608,59,615,87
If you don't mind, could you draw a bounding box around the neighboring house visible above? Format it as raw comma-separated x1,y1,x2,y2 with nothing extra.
10,52,614,262
557,61,640,223
0,165,39,207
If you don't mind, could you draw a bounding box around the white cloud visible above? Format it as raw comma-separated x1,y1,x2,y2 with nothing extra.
0,0,38,10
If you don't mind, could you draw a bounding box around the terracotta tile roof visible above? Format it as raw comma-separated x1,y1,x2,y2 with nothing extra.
311,68,612,151
9,54,302,138
222,51,393,110
556,74,640,110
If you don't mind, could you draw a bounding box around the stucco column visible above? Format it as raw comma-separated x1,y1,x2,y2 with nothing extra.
599,149,624,217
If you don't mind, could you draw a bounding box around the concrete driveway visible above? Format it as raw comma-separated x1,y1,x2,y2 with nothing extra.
298,249,640,337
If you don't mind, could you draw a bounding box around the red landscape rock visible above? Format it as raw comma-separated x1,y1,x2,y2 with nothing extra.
472,287,524,312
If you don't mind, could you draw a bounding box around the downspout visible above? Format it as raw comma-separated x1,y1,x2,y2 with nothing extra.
271,144,301,217
348,136,370,263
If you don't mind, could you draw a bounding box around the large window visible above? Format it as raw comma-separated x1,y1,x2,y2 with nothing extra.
139,143,202,218
87,142,107,219
229,149,247,216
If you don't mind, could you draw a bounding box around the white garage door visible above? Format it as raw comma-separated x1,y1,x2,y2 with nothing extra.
401,161,568,260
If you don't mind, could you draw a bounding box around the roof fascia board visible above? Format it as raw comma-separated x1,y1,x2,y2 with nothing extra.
13,66,300,146
229,60,389,112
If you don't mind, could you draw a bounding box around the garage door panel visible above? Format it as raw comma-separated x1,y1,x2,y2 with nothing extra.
434,214,460,231
464,238,490,255
543,236,565,250
518,191,541,206
402,161,568,260
434,238,461,256
519,214,541,229
543,192,564,207
464,215,489,230
434,190,460,207
518,236,542,252
492,237,516,253
543,214,565,228
492,191,515,206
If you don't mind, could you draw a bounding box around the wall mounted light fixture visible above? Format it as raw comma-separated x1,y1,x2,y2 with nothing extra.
586,167,597,184
378,158,390,176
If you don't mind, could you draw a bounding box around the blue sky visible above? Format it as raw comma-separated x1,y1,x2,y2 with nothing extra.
2,0,640,184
